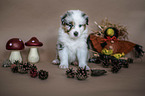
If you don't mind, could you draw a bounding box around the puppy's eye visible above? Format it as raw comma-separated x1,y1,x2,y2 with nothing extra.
68,24,73,27
79,25,83,27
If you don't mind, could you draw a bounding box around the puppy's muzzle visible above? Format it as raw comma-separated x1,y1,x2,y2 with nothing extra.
74,31,78,37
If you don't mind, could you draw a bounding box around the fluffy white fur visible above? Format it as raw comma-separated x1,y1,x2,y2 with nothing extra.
52,10,89,70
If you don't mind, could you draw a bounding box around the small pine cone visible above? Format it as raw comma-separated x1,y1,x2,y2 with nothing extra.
17,63,25,74
122,60,129,68
11,64,18,73
76,73,87,80
91,69,107,76
88,57,101,64
23,62,31,70
66,68,75,78
102,60,110,68
18,66,28,74
111,65,120,73
76,67,88,80
30,68,38,78
38,70,48,80
31,64,37,69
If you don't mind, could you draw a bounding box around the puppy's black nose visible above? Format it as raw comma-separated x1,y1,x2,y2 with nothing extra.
74,31,78,37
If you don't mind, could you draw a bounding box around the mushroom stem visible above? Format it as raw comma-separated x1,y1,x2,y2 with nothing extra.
9,50,22,63
28,47,39,64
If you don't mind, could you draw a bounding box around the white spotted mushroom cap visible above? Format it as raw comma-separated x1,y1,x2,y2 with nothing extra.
25,37,43,47
6,38,25,50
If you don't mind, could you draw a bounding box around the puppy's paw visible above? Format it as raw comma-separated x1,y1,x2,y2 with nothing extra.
59,64,68,69
79,64,90,70
52,59,60,65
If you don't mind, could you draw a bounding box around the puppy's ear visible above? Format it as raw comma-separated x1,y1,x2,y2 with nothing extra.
66,11,73,16
61,13,67,25
86,16,89,25
61,11,73,25
82,13,89,25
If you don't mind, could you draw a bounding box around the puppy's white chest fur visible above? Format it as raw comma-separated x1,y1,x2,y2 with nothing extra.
59,33,87,63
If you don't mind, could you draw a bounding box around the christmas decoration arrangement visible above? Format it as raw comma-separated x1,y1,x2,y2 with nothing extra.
1,18,144,82
2,37,48,80
3,60,48,80
87,18,144,73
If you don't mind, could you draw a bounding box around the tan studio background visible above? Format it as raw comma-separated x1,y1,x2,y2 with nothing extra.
0,0,145,96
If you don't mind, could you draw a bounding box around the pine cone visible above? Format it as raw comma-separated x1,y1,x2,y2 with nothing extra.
76,67,88,80
23,62,32,71
11,64,18,73
111,63,122,73
91,69,107,76
30,68,38,78
38,70,48,80
102,61,110,67
88,57,101,64
121,60,129,68
17,63,27,74
66,68,75,78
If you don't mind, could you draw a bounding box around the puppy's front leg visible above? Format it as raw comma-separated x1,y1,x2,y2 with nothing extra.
77,47,90,70
58,46,69,69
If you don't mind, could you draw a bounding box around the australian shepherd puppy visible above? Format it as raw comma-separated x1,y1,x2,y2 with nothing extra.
52,10,89,70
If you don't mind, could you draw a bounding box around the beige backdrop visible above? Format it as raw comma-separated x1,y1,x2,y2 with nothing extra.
0,0,145,96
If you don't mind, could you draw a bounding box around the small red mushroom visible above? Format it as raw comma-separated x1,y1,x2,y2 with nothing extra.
6,38,24,63
25,37,43,64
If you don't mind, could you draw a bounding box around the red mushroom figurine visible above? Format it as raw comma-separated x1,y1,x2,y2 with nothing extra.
6,38,25,63
25,37,43,64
